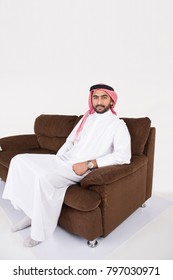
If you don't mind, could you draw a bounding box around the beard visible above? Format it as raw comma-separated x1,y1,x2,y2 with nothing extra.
93,104,111,114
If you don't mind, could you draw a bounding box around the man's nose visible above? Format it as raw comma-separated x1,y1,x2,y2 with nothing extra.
97,97,102,104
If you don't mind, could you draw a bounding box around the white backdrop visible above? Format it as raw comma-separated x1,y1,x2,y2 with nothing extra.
0,0,173,195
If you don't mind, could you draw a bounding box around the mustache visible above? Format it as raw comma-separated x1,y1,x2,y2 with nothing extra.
95,105,105,108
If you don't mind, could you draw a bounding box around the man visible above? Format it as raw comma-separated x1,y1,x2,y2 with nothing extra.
3,83,131,247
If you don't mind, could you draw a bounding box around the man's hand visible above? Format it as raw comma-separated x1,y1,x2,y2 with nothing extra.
72,160,98,176
72,162,88,176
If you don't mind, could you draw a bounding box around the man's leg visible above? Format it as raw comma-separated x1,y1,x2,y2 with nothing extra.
29,161,84,245
3,154,88,247
11,216,31,232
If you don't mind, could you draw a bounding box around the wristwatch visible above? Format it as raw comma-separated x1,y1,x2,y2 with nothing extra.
87,161,94,170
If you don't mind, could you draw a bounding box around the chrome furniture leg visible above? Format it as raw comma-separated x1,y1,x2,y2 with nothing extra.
87,239,98,248
141,203,146,208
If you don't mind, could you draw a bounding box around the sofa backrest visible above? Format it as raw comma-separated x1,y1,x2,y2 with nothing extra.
34,114,81,152
122,117,151,155
34,114,152,155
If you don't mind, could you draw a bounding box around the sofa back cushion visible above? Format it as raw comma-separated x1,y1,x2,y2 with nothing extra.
34,115,80,152
122,117,151,155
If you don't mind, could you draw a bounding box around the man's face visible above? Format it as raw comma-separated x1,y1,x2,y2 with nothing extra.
92,90,113,114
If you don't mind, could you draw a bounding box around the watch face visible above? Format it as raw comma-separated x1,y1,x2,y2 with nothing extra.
88,161,94,169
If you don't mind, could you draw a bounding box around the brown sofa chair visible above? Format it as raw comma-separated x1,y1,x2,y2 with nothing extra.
0,114,155,247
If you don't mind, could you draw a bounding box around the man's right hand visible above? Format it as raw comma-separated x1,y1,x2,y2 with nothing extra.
72,162,88,176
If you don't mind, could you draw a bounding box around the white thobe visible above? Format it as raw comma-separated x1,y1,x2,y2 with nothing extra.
2,110,131,241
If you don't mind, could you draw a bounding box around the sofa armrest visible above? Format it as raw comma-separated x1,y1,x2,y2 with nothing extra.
80,155,148,189
0,134,39,151
82,155,148,238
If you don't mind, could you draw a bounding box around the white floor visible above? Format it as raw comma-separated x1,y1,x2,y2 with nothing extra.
0,180,173,260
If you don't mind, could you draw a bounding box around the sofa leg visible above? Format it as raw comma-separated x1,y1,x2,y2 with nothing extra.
87,239,98,248
141,203,146,208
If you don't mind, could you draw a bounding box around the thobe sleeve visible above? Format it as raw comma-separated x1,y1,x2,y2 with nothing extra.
96,121,131,167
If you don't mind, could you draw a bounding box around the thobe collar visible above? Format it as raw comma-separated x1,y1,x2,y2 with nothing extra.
94,109,113,119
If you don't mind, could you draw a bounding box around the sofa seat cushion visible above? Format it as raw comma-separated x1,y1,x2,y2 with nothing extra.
64,185,101,211
0,149,55,168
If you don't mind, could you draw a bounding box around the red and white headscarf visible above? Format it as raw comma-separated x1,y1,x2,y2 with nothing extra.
75,84,118,142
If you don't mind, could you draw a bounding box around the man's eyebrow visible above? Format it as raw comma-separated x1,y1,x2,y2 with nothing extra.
92,94,108,97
